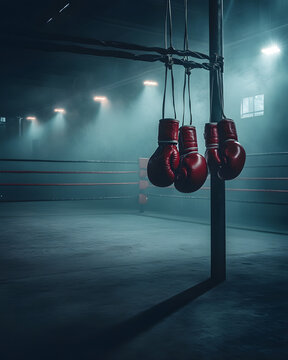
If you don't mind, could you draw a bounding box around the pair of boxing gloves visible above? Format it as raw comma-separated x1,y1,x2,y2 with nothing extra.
147,118,246,193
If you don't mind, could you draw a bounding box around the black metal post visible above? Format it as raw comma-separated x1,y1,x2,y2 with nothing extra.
209,0,226,282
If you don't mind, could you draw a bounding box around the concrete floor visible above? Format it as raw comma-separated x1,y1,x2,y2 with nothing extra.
0,201,287,360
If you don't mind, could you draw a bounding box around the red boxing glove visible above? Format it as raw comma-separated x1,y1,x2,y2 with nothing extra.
174,126,208,193
217,118,246,180
204,123,222,175
147,119,180,187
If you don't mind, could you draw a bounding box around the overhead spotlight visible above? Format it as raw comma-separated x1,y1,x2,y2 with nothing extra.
93,96,107,102
143,80,158,86
26,116,36,121
54,108,66,113
261,45,281,55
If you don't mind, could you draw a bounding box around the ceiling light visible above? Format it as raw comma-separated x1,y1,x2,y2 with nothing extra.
143,80,158,86
26,116,36,121
261,45,281,55
93,96,107,102
54,108,65,113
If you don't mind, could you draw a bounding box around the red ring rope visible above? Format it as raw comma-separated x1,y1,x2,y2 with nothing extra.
226,188,288,193
247,152,288,156
245,165,288,168
0,182,139,186
0,170,137,174
200,187,288,193
0,158,137,164
1,172,286,180
238,177,288,181
1,196,135,202
160,186,288,193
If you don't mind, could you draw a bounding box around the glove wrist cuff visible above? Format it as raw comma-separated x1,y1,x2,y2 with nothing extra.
158,119,179,142
204,123,219,147
206,144,219,150
179,126,198,154
217,119,238,142
158,140,178,145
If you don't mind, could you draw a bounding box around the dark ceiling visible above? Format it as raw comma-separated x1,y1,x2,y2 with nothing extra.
1,0,288,117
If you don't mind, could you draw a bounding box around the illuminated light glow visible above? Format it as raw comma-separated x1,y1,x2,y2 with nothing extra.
59,3,70,13
143,80,158,86
46,17,53,23
26,116,36,121
93,96,107,102
261,45,281,55
54,108,66,113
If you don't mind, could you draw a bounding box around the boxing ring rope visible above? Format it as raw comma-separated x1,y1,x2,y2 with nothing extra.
0,152,273,204
6,150,275,203
147,187,288,193
245,165,288,168
0,171,138,174
237,177,288,180
0,183,139,186
247,152,288,156
1,155,287,203
0,157,139,202
0,158,137,164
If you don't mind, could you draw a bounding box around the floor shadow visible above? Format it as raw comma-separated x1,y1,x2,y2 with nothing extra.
12,278,221,360
83,277,220,357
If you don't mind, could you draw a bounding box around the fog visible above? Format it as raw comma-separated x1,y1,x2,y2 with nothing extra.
2,0,288,159
0,0,287,231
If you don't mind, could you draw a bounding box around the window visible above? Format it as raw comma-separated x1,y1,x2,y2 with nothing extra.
241,94,264,118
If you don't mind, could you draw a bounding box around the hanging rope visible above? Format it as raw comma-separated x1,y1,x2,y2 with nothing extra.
209,53,226,121
182,70,187,126
187,68,192,124
209,69,215,123
182,0,193,126
162,0,177,119
216,65,227,119
162,66,168,119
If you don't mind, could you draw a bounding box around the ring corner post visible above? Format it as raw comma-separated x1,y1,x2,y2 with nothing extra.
209,0,226,283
